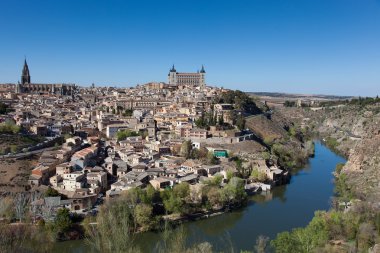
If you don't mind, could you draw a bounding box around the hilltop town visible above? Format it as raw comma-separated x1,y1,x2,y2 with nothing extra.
1,61,379,253
0,61,307,228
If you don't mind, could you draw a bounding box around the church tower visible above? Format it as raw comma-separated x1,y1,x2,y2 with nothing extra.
168,64,177,85
21,59,31,85
199,65,206,90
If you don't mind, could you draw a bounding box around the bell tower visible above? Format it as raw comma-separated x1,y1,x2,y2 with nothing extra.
199,65,206,90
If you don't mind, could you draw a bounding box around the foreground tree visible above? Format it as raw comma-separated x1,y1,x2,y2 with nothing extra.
155,224,214,253
85,195,141,253
271,211,329,253
0,223,54,253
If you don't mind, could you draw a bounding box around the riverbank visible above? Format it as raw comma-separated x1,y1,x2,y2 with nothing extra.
270,103,380,252
53,141,345,252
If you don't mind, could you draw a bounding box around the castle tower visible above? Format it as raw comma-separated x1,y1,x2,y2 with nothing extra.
21,59,31,85
199,65,206,90
168,64,177,85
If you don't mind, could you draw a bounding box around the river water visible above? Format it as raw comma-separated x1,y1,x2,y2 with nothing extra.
54,141,346,252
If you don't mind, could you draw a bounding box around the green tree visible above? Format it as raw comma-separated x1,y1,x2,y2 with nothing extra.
134,204,153,230
123,109,133,117
271,211,328,253
143,184,159,204
195,111,207,128
226,170,234,181
0,102,8,114
163,194,183,214
206,152,218,165
173,182,190,200
222,177,247,205
45,187,60,197
116,129,139,141
180,140,192,159
236,115,246,130
161,183,190,214
271,231,297,253
218,113,224,125
205,174,223,186
216,90,261,115
250,168,267,182
0,120,21,134
54,208,72,234
205,186,223,209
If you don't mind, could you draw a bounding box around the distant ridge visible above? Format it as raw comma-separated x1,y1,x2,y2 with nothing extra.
247,92,353,100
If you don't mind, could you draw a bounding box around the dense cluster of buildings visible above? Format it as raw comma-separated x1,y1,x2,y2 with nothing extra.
0,61,287,213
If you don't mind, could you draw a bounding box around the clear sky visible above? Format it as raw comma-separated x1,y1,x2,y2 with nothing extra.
0,0,379,96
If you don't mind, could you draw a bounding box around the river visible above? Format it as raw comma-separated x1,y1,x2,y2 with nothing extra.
54,141,346,252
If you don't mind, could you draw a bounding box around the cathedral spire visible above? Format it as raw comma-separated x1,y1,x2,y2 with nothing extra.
21,58,31,85
170,64,176,72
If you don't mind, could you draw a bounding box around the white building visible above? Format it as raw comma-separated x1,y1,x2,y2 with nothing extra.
62,172,85,191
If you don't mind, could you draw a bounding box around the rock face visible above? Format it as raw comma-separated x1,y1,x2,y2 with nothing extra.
245,114,288,143
343,134,380,203
272,102,380,251
281,103,380,204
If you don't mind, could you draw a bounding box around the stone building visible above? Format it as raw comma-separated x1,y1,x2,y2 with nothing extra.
168,65,205,89
15,59,75,95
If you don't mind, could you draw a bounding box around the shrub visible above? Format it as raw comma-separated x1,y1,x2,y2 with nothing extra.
0,120,21,134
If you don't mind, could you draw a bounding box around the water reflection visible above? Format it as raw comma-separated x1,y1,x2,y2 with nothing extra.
193,211,244,235
54,142,346,252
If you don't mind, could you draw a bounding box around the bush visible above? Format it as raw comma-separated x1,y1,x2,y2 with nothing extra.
334,173,353,201
325,137,339,151
45,187,60,197
250,168,267,182
216,90,262,115
335,163,345,174
205,174,223,186
0,120,21,134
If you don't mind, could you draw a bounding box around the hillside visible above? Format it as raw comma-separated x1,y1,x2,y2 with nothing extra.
274,102,380,252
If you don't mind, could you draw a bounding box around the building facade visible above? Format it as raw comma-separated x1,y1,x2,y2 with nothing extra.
168,65,206,89
15,59,75,95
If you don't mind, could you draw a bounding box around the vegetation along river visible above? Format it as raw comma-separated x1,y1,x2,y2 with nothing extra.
54,141,346,252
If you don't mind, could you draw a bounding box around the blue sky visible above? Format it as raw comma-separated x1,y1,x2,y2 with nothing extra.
0,0,379,96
